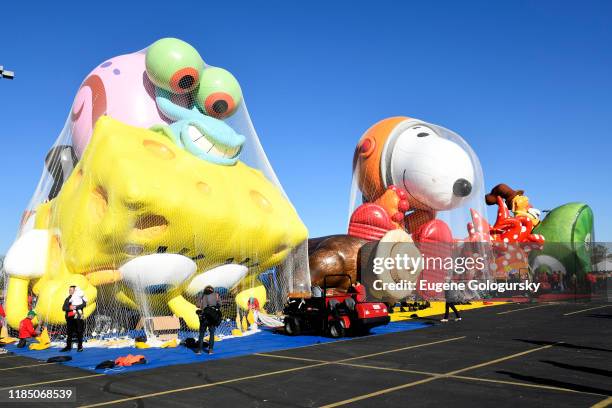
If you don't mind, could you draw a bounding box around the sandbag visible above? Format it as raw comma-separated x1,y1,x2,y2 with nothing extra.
183,337,208,350
29,342,51,350
135,341,150,349
29,327,51,350
0,331,18,345
95,360,116,370
29,343,51,350
36,328,51,345
47,356,72,363
161,338,178,348
183,337,198,349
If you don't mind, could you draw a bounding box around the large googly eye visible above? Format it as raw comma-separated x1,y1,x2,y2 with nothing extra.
145,38,204,94
195,67,242,118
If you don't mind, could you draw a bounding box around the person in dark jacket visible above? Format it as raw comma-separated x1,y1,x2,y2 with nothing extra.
441,286,462,322
61,286,86,352
195,285,221,355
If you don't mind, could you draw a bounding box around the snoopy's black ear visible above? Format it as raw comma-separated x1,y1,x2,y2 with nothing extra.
45,145,78,200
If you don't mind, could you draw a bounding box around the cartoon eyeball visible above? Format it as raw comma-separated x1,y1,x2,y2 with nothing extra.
145,38,204,94
195,67,242,118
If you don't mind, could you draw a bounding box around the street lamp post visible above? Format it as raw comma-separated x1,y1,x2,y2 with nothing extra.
0,66,15,80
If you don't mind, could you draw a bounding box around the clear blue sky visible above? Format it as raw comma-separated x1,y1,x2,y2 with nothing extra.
0,1,610,253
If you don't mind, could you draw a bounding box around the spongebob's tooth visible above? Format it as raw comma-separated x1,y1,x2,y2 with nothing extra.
187,125,201,141
223,146,236,158
199,138,213,152
188,126,213,152
210,145,224,157
227,146,239,158
199,139,213,151
187,126,237,159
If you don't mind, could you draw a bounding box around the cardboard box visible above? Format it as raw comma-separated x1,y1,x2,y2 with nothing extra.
136,316,180,341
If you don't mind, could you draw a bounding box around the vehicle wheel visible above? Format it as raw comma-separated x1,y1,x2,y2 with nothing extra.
284,316,301,336
328,320,345,338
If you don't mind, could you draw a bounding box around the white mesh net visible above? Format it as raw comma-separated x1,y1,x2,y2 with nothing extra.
1,38,310,346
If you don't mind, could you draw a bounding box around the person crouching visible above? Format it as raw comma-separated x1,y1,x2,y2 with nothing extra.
17,310,40,348
61,286,86,352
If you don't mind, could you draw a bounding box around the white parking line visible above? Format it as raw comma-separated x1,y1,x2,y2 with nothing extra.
497,304,556,315
0,374,105,390
0,362,55,371
0,355,21,359
563,305,610,316
78,337,466,407
320,343,558,407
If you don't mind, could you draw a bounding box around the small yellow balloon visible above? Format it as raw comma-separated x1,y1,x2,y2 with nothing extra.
247,309,255,325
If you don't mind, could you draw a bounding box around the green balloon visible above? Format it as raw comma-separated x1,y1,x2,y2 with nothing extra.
196,67,243,118
530,203,594,277
145,38,204,93
534,264,552,275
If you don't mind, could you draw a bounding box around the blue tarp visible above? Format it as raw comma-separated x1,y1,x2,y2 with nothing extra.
4,320,430,375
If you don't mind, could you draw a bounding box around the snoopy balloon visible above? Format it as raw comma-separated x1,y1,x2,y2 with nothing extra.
350,116,483,242
347,117,489,300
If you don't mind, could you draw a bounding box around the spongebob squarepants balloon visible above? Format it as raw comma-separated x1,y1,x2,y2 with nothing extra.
3,38,310,334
